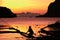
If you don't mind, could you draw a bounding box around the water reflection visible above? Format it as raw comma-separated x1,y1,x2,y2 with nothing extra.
0,17,60,40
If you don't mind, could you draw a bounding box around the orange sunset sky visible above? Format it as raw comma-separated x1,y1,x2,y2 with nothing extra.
0,0,54,14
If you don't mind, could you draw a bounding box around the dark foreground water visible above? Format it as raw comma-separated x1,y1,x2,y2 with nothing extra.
0,17,60,40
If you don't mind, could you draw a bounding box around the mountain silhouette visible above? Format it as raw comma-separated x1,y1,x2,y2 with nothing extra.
0,6,17,18
36,0,60,17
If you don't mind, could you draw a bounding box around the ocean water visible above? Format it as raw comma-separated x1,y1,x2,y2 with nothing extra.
0,33,27,40
0,17,60,40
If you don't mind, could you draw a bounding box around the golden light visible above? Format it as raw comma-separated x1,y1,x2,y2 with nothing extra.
11,24,28,32
0,0,54,14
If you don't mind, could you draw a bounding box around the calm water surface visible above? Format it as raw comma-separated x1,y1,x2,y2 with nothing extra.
0,17,60,40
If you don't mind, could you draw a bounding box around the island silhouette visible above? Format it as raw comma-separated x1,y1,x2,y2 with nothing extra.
0,6,17,18
36,0,60,17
